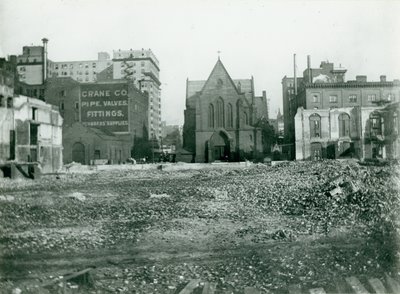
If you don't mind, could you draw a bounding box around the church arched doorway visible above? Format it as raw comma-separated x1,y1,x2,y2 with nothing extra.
209,131,230,161
72,142,85,164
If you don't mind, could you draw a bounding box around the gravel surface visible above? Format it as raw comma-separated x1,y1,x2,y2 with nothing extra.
0,160,399,293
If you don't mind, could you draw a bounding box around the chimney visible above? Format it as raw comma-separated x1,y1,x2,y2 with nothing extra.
262,91,268,120
380,75,386,82
356,75,367,83
294,54,297,95
307,55,311,83
41,38,48,83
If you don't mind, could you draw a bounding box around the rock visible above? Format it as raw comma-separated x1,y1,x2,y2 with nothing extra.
272,229,287,240
12,288,22,294
150,193,170,199
69,192,86,201
214,189,228,200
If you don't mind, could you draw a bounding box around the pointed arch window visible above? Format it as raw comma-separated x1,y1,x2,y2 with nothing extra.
216,98,225,127
309,113,321,138
393,112,398,135
227,103,233,128
338,113,350,137
244,111,249,125
208,104,214,128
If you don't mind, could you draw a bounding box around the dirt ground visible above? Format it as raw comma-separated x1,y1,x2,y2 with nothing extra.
0,161,399,293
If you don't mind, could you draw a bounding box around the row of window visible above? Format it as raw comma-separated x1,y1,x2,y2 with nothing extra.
312,93,395,103
0,95,13,108
310,113,350,138
58,70,96,76
121,61,146,67
208,100,248,129
59,101,79,111
54,62,111,70
120,69,145,75
309,112,399,138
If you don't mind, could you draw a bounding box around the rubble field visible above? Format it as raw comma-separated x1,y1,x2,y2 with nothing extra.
0,161,399,293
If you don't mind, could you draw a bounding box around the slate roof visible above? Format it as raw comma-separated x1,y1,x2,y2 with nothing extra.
187,79,252,98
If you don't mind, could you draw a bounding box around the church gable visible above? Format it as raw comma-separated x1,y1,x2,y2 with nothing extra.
200,59,240,95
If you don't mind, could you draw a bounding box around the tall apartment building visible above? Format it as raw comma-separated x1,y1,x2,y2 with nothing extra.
112,49,161,139
14,40,162,140
15,39,49,100
50,52,112,83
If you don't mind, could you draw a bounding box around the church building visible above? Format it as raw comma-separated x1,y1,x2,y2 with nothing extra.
183,59,266,162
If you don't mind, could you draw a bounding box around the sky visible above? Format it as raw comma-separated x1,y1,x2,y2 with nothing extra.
1,0,400,125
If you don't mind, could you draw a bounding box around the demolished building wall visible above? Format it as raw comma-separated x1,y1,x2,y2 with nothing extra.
295,102,399,160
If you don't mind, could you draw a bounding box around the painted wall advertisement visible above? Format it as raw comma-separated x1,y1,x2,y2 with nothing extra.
80,83,129,132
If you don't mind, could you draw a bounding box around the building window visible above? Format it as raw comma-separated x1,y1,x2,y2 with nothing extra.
393,112,398,135
60,101,64,111
208,104,214,128
349,94,357,103
0,95,4,107
6,97,13,108
60,90,66,97
32,107,38,120
312,94,320,103
387,93,394,101
338,113,350,137
368,94,377,102
309,113,321,138
329,95,338,103
216,98,225,127
243,111,249,125
30,123,38,145
370,112,382,136
227,103,233,128
94,150,100,159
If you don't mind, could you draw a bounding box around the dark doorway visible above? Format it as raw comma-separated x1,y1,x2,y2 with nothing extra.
310,143,322,161
9,130,15,160
72,142,85,164
209,131,230,162
30,123,38,145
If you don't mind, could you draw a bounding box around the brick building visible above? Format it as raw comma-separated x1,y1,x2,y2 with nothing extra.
1,57,63,177
282,55,400,160
63,123,131,165
14,40,161,140
293,70,400,160
44,78,148,164
295,101,399,160
183,59,266,162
